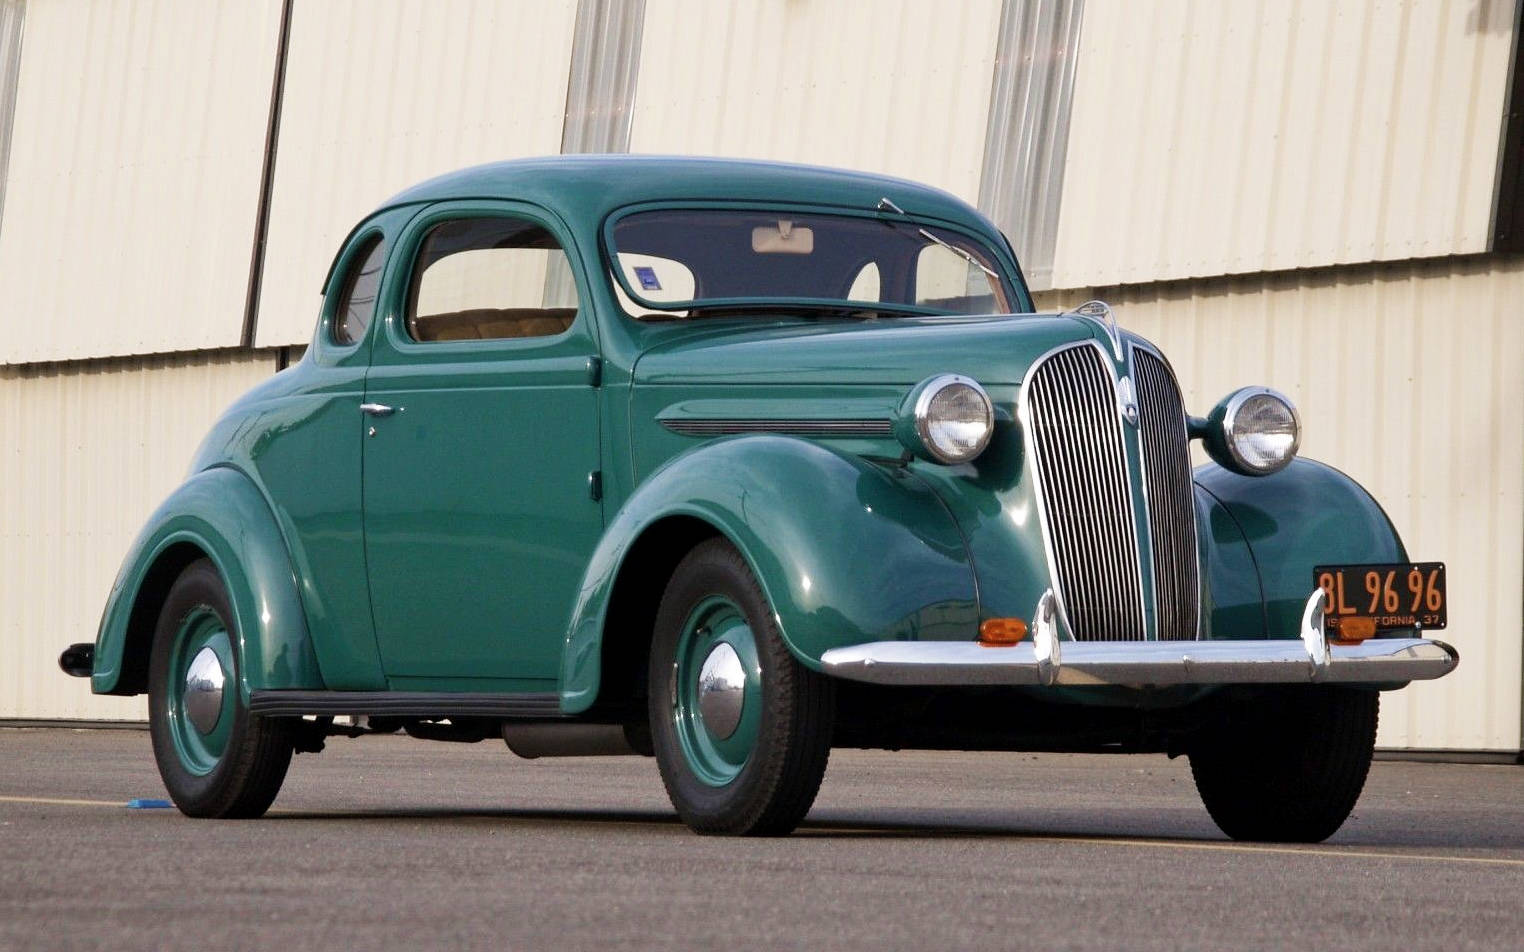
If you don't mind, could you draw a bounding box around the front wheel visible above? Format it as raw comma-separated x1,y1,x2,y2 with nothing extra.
148,559,295,818
1189,686,1378,842
648,539,834,835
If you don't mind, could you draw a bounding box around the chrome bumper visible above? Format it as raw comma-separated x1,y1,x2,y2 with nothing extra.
819,590,1459,688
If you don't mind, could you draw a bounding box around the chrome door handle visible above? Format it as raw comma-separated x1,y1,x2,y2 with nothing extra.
359,403,398,417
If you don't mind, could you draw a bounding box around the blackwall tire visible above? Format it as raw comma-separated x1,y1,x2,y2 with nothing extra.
648,538,834,836
147,558,294,818
1189,686,1378,843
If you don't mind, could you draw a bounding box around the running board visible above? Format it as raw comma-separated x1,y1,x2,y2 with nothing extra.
248,690,566,719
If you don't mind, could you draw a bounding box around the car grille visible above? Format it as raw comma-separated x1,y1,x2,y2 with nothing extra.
1133,351,1200,640
1024,343,1199,641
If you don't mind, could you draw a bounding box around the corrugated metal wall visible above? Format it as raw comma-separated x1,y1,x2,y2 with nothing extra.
629,0,1002,205
1038,255,1524,751
1050,0,1519,289
252,0,578,347
0,352,280,720
0,0,282,364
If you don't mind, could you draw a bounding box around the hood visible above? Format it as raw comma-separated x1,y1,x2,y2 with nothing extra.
632,314,1106,387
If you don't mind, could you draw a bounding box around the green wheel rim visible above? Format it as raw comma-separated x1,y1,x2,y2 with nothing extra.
671,595,762,787
165,606,236,777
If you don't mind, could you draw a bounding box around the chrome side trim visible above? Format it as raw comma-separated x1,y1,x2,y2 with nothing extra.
661,418,893,437
819,637,1459,687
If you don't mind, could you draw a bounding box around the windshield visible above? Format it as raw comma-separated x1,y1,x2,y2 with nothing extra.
608,208,1018,319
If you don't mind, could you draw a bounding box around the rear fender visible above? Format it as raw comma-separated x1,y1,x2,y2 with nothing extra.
92,467,324,699
559,435,976,713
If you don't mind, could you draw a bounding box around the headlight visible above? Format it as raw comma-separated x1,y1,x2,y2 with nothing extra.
896,374,994,464
1206,387,1300,475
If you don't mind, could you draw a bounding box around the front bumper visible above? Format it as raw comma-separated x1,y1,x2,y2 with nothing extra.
820,590,1459,688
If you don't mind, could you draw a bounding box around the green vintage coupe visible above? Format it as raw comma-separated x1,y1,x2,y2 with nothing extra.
61,156,1457,840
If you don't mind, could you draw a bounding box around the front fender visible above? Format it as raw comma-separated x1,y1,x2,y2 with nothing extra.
1194,458,1406,636
92,466,324,699
560,436,976,713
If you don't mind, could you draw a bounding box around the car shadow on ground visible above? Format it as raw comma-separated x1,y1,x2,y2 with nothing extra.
258,804,1524,852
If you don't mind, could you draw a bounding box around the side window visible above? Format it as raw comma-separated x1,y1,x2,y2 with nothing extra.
407,216,579,342
847,262,881,301
332,235,385,345
914,243,1008,314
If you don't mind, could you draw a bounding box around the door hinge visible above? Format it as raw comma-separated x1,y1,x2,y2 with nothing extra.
586,356,602,388
588,470,603,502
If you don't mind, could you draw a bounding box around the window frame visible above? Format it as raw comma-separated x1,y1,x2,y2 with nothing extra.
327,232,387,348
392,204,585,351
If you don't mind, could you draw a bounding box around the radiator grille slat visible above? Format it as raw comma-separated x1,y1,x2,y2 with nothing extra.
1135,352,1200,641
1026,345,1145,641
1025,343,1200,643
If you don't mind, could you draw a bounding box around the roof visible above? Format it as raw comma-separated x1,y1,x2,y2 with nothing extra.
376,155,997,235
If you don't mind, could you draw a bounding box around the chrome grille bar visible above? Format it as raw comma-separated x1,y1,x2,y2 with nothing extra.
1025,344,1146,641
1134,351,1201,640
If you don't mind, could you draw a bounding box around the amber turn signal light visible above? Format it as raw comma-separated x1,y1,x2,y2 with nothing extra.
1332,616,1377,646
979,617,1028,646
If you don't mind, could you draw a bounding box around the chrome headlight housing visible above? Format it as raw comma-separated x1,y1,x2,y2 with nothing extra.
1205,387,1301,475
895,374,994,464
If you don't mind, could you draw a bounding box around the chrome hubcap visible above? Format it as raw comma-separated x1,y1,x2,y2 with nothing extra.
696,642,746,740
183,646,226,735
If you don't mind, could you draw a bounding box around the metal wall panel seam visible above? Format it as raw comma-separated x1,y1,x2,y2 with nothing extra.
561,0,646,154
240,0,294,348
628,0,1001,206
253,0,579,347
0,0,24,239
976,0,1085,292
1490,0,1524,251
0,0,283,364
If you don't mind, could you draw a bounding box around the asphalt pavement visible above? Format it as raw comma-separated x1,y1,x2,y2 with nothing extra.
1,726,1521,951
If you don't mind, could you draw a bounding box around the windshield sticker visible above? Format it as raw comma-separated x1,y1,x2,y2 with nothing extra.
634,266,662,291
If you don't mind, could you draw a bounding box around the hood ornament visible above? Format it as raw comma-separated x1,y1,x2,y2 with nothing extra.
1071,299,1124,361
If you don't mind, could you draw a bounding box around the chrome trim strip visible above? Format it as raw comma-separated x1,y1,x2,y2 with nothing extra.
661,418,894,437
819,637,1459,687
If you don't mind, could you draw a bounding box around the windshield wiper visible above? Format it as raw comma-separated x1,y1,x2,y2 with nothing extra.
917,228,999,279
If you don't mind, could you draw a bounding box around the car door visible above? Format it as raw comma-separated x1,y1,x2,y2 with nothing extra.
361,200,603,689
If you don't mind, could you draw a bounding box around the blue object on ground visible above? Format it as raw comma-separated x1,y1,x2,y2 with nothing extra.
126,798,173,809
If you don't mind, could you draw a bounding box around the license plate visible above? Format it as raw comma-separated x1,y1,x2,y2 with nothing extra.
1313,562,1447,633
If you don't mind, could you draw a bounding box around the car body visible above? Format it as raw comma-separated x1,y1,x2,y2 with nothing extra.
66,156,1458,838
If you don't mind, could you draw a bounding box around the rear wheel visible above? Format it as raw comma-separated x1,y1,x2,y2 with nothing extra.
1189,686,1378,842
649,539,834,835
148,559,294,818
